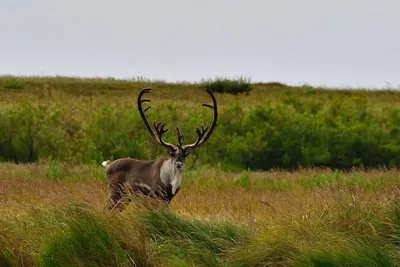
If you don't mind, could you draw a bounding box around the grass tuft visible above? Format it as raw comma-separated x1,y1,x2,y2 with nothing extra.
39,206,131,267
138,209,252,266
292,240,396,267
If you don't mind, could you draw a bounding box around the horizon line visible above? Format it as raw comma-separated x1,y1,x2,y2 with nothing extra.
1,72,399,91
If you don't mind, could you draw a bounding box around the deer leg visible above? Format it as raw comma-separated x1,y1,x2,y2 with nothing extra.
131,183,152,196
154,188,172,204
107,186,126,211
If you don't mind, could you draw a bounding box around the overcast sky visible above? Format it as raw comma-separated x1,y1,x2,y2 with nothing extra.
0,0,399,89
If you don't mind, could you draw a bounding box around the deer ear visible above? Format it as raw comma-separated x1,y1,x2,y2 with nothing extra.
167,147,177,155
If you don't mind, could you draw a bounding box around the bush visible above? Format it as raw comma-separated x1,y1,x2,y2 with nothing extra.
2,78,24,89
1,76,400,171
201,76,252,95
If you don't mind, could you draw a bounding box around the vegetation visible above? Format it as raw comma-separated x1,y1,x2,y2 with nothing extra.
2,77,25,90
0,163,399,266
0,75,399,171
201,76,253,95
1,75,399,265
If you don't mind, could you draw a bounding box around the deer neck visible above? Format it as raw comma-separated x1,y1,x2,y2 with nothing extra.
160,158,184,195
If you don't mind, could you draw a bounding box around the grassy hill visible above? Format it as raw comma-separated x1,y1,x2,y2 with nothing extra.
0,75,399,266
0,75,399,171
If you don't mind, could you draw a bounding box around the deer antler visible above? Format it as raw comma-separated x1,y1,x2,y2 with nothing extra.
176,127,184,147
137,88,176,150
183,88,218,150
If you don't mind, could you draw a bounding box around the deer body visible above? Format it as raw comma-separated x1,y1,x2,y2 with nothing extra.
103,157,183,207
102,87,217,210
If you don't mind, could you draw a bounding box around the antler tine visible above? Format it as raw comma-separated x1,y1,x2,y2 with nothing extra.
202,104,213,109
154,121,169,134
139,97,152,113
143,105,151,113
137,88,176,150
183,88,218,150
153,120,176,149
176,127,184,147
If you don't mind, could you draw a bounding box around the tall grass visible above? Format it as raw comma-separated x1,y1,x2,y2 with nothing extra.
0,163,399,266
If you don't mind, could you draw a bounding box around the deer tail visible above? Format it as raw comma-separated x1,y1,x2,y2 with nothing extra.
101,160,111,167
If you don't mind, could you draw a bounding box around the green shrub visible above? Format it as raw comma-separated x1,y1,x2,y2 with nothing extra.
1,76,400,171
1,98,400,171
202,76,252,95
2,78,24,89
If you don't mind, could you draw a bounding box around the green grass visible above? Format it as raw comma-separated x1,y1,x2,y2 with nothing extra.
138,209,252,266
0,75,399,170
292,242,396,267
1,75,399,266
2,77,25,89
39,206,131,267
0,163,399,266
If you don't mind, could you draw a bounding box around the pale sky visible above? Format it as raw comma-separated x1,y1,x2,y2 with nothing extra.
0,0,399,89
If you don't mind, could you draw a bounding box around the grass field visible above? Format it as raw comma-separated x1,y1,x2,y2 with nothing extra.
1,162,399,266
1,76,400,266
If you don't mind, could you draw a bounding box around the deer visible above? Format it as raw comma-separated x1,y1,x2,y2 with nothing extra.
101,87,218,210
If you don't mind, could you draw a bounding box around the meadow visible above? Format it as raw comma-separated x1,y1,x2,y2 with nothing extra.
0,76,399,266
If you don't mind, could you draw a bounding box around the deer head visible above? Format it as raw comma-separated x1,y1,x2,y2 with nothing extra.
138,88,218,170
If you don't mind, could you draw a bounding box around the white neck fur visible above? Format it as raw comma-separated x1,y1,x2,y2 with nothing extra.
160,159,184,195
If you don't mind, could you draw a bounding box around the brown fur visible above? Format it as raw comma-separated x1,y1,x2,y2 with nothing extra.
104,157,177,210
